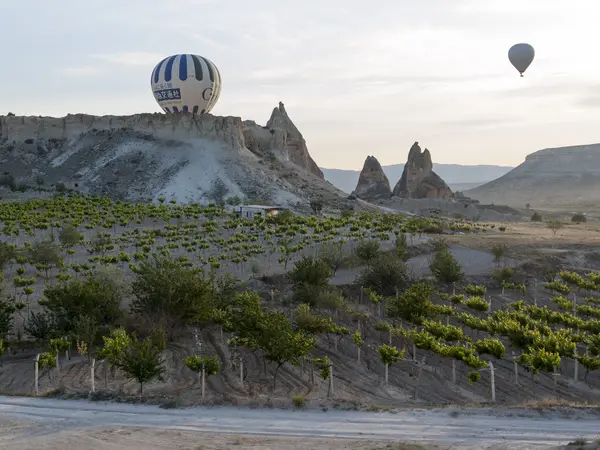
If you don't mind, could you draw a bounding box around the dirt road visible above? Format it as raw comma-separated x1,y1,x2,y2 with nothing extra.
0,396,598,449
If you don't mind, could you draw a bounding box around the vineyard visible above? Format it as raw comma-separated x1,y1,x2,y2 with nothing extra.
0,193,599,409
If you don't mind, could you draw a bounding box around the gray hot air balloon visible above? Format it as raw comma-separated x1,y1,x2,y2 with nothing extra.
508,43,535,77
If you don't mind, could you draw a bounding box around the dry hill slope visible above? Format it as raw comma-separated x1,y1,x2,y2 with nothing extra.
465,143,600,208
0,103,348,210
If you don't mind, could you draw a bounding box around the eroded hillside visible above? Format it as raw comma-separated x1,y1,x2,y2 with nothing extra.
0,104,345,210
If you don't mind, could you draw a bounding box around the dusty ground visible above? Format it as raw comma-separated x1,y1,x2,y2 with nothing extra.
1,397,599,449
454,221,600,249
0,421,422,450
451,221,600,275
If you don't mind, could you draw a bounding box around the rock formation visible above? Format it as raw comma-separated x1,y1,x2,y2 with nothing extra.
352,155,392,200
243,102,323,179
465,143,600,207
0,104,339,206
392,142,453,200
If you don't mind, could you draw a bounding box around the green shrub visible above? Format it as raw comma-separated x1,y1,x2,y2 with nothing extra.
359,255,409,296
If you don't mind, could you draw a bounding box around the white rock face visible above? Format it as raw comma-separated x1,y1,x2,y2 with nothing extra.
0,106,338,207
264,102,324,179
1,113,247,152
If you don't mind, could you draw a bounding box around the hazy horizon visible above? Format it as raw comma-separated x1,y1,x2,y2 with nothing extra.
2,0,599,169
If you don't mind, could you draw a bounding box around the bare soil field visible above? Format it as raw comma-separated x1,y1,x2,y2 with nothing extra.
452,221,600,275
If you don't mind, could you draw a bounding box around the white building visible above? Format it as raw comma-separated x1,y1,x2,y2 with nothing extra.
233,205,282,219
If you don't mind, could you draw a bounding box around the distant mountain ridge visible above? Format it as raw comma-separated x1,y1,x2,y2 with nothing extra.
465,143,600,207
321,163,514,194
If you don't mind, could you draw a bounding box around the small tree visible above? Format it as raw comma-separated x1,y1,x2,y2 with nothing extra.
490,244,507,268
289,256,332,305
99,327,132,386
27,240,63,278
394,233,410,262
24,311,57,341
309,200,324,215
571,213,587,224
429,249,463,289
352,331,364,363
377,344,404,384
185,355,221,398
546,219,563,235
130,255,215,337
318,241,348,275
118,334,166,395
230,299,315,390
359,255,409,296
386,282,434,325
354,239,381,263
294,304,335,335
49,337,70,371
41,276,123,336
72,314,98,360
38,351,57,384
58,224,82,248
260,312,315,389
0,243,17,272
531,212,542,222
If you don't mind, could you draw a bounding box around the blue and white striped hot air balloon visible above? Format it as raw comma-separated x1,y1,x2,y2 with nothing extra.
150,54,222,115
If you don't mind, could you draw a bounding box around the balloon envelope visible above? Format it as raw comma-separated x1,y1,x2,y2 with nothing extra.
151,54,222,115
508,43,535,76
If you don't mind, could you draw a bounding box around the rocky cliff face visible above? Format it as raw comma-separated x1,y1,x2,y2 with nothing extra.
392,142,453,200
0,105,337,207
465,143,600,207
352,155,391,200
242,102,323,179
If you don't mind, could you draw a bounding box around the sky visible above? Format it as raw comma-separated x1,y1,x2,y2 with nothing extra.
1,0,599,170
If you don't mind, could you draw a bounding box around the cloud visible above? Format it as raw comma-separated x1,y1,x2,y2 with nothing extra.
91,52,165,66
56,66,102,76
575,85,600,108
438,116,520,129
496,79,597,101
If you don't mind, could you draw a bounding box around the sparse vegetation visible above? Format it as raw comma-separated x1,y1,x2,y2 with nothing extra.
0,193,599,418
547,219,564,235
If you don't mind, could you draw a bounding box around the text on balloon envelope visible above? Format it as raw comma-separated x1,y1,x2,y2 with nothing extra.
154,88,182,102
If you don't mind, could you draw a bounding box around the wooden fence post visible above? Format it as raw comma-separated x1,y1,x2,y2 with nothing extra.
34,354,39,396
489,362,496,402
90,358,95,393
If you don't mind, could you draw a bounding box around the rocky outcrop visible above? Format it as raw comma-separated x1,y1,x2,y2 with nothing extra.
352,155,391,200
392,142,453,200
0,103,323,179
265,102,323,179
465,143,600,207
0,104,337,206
241,102,323,179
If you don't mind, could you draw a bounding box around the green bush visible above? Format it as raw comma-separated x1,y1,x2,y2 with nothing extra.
429,249,463,285
359,255,409,296
354,239,381,263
